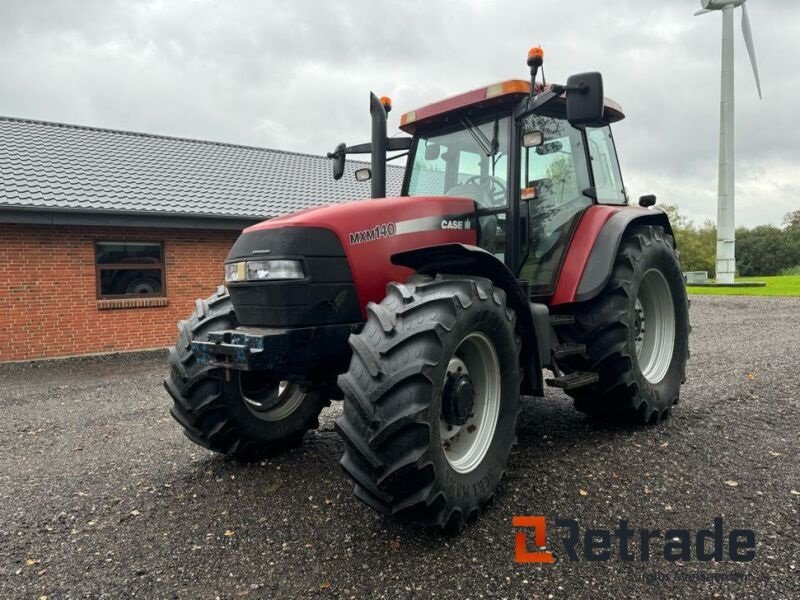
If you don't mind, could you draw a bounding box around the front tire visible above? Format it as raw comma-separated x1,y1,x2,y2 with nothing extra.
335,276,521,531
557,225,689,424
164,286,328,459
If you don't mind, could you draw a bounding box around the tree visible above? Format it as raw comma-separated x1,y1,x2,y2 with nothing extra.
736,225,796,276
660,205,717,276
661,205,800,277
783,210,800,230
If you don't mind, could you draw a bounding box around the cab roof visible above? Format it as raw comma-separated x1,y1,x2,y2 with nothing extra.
399,79,624,134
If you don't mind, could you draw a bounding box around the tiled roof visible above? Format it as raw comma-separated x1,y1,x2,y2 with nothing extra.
0,116,405,221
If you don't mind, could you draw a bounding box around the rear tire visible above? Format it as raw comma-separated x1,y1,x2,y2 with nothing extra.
335,276,521,532
164,286,328,460
557,225,689,424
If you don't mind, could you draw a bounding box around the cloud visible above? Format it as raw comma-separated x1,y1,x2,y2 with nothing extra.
0,0,796,225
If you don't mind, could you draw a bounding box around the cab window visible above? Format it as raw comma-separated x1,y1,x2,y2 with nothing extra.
587,126,626,204
518,115,591,294
407,116,510,210
407,117,511,259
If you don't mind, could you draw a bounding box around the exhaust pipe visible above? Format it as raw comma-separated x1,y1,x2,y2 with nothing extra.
369,92,387,199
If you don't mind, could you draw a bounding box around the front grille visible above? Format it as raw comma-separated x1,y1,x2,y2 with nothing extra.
226,226,361,327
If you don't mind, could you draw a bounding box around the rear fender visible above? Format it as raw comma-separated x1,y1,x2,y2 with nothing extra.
576,208,674,303
552,206,674,305
392,243,543,396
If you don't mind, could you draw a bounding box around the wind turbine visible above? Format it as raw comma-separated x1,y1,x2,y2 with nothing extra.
695,0,762,284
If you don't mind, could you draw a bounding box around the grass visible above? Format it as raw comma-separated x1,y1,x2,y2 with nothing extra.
687,275,800,297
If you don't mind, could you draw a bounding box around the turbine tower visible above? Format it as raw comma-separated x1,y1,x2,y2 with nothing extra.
695,0,762,284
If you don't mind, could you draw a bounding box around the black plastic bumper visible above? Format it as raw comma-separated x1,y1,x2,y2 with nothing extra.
191,323,359,380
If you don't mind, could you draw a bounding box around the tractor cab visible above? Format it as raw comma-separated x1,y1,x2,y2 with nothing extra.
399,78,626,296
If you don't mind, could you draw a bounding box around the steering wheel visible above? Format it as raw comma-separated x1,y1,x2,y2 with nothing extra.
464,175,507,207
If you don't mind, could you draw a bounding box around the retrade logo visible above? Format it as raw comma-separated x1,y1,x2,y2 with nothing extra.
513,517,756,563
512,516,555,563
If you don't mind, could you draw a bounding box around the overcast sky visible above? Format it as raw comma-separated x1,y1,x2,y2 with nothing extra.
1,0,797,226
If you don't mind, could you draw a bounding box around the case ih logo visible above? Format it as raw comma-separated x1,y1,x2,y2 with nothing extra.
349,222,396,245
513,517,756,563
440,218,472,230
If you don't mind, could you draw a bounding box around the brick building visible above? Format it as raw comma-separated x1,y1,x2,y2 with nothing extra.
0,116,403,362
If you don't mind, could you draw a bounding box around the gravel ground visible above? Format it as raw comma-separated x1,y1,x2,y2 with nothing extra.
0,295,798,599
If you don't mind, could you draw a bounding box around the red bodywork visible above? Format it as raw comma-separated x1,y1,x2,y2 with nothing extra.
246,199,626,313
246,196,477,315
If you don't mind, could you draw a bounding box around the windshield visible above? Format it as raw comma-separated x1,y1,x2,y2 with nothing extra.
406,116,510,209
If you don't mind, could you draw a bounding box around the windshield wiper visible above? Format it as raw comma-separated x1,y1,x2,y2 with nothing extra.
460,117,496,157
490,119,503,168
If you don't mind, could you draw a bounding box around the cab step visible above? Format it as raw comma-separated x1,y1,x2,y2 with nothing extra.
550,314,575,326
546,371,599,390
553,343,586,359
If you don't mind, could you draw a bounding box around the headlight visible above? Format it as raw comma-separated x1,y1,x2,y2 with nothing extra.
225,260,305,283
246,260,304,281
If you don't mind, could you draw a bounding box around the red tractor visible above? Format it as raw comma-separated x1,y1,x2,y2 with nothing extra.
165,48,689,531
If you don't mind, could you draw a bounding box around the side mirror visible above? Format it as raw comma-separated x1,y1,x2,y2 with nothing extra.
566,72,605,127
639,194,657,207
354,168,372,182
522,131,544,148
536,140,564,155
424,143,441,161
330,143,346,180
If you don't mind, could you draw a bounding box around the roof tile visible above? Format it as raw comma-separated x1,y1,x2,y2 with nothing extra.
0,116,405,220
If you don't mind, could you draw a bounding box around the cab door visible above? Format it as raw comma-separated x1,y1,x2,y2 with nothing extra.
517,114,593,296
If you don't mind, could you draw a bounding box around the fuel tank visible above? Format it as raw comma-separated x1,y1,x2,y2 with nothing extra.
227,196,477,325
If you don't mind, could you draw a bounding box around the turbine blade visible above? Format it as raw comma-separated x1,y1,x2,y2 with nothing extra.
741,3,763,99
694,8,712,15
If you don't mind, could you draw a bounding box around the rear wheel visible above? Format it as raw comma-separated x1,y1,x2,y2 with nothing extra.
335,276,521,531
164,286,328,459
557,225,689,424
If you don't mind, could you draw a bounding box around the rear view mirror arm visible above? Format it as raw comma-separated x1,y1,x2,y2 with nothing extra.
327,137,410,159
549,81,589,96
514,88,560,120
514,80,591,122
327,136,412,181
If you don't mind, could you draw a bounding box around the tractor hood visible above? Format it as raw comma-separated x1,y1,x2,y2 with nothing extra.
244,195,475,236
229,195,478,318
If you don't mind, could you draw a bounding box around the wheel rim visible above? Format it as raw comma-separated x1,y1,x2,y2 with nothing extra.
634,268,676,384
439,332,502,474
240,378,306,422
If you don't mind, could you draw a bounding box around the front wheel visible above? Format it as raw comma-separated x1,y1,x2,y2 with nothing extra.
557,225,690,424
164,286,328,460
335,276,521,531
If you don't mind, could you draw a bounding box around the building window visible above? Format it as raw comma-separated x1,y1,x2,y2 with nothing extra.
95,242,165,298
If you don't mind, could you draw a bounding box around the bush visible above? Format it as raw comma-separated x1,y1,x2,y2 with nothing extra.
778,265,800,276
